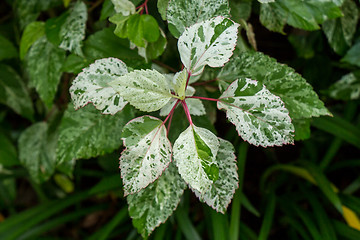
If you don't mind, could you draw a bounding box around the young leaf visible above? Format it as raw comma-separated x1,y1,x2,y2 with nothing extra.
0,64,34,121
109,69,173,112
127,14,160,47
26,37,66,108
59,1,88,56
172,69,188,99
329,71,360,100
127,162,187,238
69,57,128,115
132,29,167,62
173,124,220,193
120,116,172,196
323,0,358,55
218,78,294,147
167,0,230,38
20,21,45,60
56,104,134,164
18,122,56,183
109,13,131,38
111,0,135,16
178,16,239,75
194,138,238,213
218,51,331,119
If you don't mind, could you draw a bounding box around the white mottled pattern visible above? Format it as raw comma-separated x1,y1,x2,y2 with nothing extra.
69,58,128,115
120,116,172,196
109,69,173,112
218,78,294,147
111,0,135,16
174,125,219,193
330,72,360,100
178,16,239,75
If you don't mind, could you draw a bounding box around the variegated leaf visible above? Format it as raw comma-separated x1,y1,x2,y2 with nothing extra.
194,138,238,213
186,98,206,116
120,116,172,195
167,0,230,38
109,69,173,112
127,162,186,238
218,78,294,147
329,72,360,100
59,1,87,56
69,58,128,115
178,16,239,76
173,124,220,193
111,0,135,16
172,69,188,99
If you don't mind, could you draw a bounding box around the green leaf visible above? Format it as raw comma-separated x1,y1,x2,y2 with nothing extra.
45,11,69,46
100,0,116,20
26,37,66,108
109,69,172,112
126,14,160,48
0,35,18,61
120,116,172,196
323,0,359,55
56,103,134,164
127,162,187,238
259,3,287,34
194,138,238,213
142,29,167,61
0,64,34,120
218,78,294,147
218,51,331,119
20,21,45,60
111,0,135,16
167,0,230,38
109,13,131,38
178,16,239,75
157,0,169,20
342,42,360,67
230,0,252,21
70,57,128,114
174,124,220,193
293,118,311,141
58,1,87,56
0,132,18,167
329,71,360,100
18,122,56,183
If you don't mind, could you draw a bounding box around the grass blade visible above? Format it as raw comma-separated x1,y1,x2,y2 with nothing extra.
258,193,276,240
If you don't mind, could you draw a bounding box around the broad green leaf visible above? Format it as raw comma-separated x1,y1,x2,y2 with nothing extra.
132,29,167,62
56,104,134,164
157,0,169,20
20,21,45,60
69,57,128,114
0,64,34,120
111,0,135,16
127,14,160,47
218,51,331,119
218,78,294,147
329,71,360,100
0,132,18,167
100,0,116,20
178,17,239,76
194,138,238,213
167,0,230,38
173,124,220,193
120,116,172,196
323,0,358,55
18,122,56,183
109,69,173,112
127,163,187,238
0,35,17,61
293,118,311,141
26,37,66,108
259,0,343,32
109,13,131,38
342,42,360,67
58,1,87,56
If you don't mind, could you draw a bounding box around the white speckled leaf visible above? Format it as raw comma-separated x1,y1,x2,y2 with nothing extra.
127,162,186,238
173,125,220,193
111,0,135,16
172,69,188,99
218,78,294,147
59,1,87,56
109,69,173,112
69,58,128,115
194,138,238,213
186,98,206,116
167,0,230,38
329,72,360,100
120,116,172,196
178,16,239,76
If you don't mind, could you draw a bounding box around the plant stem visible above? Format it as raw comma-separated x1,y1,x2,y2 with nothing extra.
186,96,219,102
181,100,193,125
185,71,192,89
163,100,180,125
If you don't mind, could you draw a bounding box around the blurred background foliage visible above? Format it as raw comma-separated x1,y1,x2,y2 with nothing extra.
0,0,360,239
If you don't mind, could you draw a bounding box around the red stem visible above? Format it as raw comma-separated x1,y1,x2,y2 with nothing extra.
186,96,219,102
185,71,191,89
166,111,174,134
181,100,193,125
163,100,180,125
